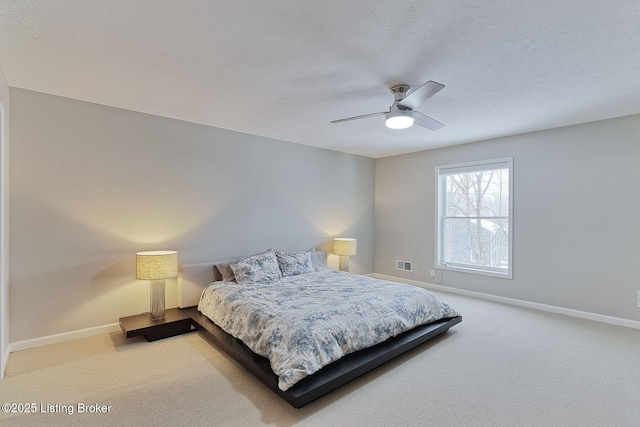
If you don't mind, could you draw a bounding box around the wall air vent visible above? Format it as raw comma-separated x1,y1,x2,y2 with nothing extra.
396,260,413,272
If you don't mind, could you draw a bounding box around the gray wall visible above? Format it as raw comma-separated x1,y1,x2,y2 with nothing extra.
0,65,9,372
9,88,375,342
375,114,640,321
9,86,639,343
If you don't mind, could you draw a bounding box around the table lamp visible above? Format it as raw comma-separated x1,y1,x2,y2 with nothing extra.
136,251,178,320
333,238,357,272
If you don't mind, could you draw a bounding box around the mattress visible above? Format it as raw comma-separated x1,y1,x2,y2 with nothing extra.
198,267,459,391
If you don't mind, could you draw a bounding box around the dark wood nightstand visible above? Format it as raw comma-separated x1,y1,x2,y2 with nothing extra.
119,308,194,342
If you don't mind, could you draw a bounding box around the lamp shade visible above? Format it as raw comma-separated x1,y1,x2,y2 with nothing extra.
136,251,178,280
333,238,357,256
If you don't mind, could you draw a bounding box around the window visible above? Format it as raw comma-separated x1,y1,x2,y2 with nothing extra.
436,158,512,278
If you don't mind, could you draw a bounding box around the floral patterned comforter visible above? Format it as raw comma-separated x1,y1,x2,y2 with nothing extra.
197,267,459,391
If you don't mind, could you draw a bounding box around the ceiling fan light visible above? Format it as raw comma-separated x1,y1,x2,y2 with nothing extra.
385,111,414,129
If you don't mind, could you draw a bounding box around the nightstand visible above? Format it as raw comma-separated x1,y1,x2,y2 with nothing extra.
119,308,194,342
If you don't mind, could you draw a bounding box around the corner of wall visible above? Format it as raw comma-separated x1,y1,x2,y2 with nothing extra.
0,64,10,379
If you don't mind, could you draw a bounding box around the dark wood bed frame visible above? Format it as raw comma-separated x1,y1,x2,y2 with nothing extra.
183,306,461,408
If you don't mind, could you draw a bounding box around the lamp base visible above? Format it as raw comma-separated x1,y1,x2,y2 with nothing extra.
150,279,166,320
338,255,350,272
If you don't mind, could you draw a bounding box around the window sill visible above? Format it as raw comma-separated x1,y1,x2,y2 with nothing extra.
437,264,512,279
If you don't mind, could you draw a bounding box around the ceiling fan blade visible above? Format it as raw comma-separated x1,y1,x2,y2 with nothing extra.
398,81,445,110
330,111,388,124
412,111,445,131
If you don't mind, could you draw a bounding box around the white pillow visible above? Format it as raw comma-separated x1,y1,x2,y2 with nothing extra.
229,250,282,285
276,250,315,276
307,248,323,269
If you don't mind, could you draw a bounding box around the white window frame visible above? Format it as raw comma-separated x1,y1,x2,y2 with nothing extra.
435,158,513,279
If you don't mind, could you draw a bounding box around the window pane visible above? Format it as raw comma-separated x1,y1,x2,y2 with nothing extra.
445,169,509,218
443,218,509,270
437,158,512,277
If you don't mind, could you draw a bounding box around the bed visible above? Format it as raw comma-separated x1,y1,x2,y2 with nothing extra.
177,249,461,408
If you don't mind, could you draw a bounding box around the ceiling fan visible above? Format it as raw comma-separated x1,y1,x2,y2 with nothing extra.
331,81,445,130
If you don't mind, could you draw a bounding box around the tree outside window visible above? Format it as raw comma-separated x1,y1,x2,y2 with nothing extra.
436,158,512,278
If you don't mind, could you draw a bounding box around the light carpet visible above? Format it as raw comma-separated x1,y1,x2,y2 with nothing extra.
1,292,639,427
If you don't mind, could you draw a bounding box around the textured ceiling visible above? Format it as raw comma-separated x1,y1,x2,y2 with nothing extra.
1,1,639,158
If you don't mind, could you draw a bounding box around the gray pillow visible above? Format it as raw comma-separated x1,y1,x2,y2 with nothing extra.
213,260,237,282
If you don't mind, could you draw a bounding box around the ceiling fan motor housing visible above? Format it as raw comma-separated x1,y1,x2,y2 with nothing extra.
391,84,411,103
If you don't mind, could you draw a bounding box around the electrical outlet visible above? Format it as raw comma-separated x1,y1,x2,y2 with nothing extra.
430,270,436,278
637,290,640,308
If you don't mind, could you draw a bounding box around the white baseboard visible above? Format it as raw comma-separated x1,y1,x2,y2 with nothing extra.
1,346,8,379
8,323,121,353
374,273,640,330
